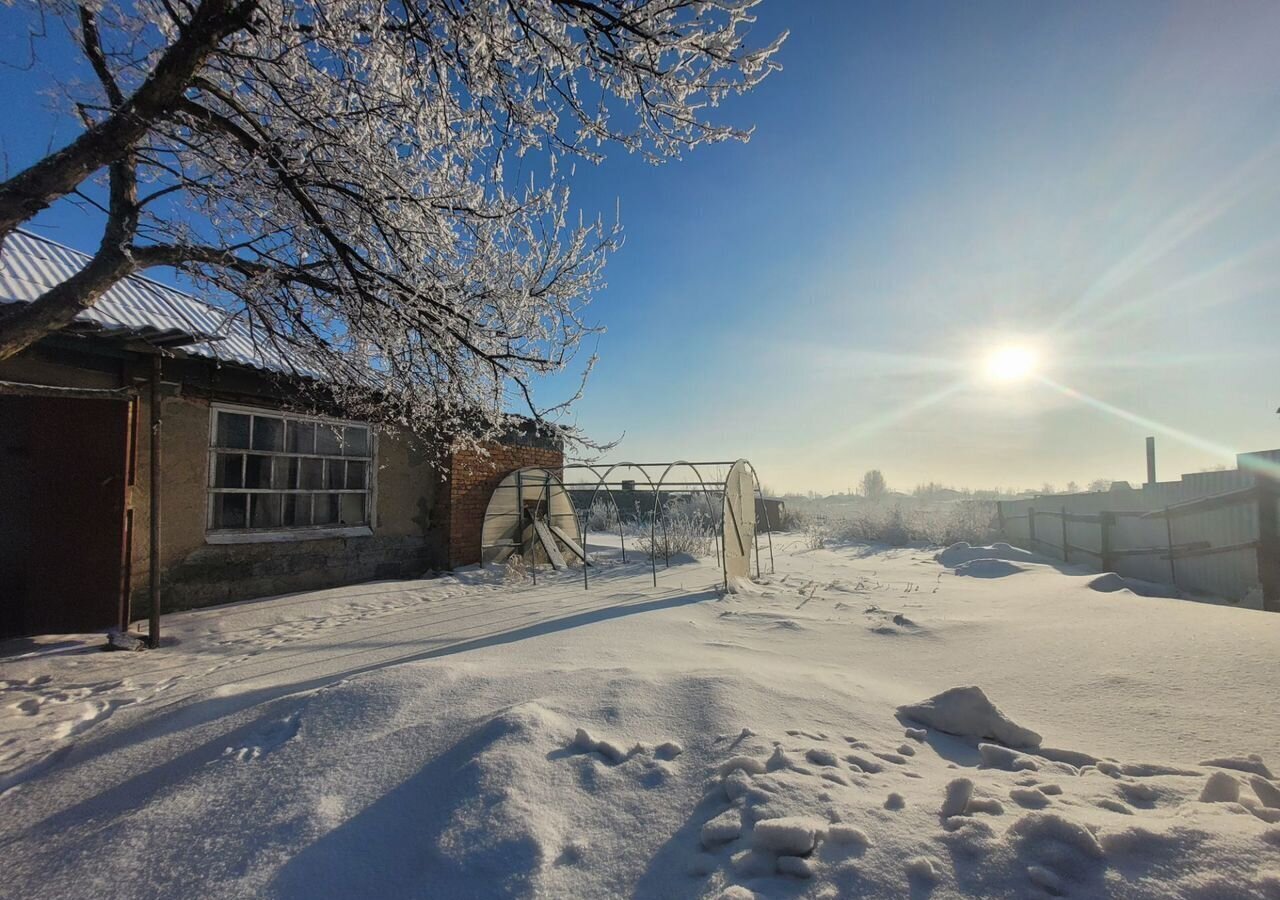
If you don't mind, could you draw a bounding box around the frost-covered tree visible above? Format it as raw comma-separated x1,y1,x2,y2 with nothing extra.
860,468,886,500
0,0,784,445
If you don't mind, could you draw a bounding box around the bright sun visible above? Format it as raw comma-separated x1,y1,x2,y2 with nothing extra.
984,345,1039,383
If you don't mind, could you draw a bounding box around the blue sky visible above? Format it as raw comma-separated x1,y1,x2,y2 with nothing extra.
4,0,1279,493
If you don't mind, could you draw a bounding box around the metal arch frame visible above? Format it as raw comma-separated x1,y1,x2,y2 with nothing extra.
571,461,661,584
651,461,725,575
560,460,720,587
555,459,776,590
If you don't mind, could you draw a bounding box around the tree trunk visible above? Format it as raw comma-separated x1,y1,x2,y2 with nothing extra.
0,0,254,240
0,246,135,360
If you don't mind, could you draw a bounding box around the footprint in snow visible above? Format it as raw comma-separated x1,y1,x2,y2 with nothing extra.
223,712,302,762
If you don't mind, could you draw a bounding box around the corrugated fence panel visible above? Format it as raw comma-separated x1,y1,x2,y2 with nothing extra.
997,469,1266,604
1172,499,1260,603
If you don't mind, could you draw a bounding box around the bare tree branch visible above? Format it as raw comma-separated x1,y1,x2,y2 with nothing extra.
0,0,785,450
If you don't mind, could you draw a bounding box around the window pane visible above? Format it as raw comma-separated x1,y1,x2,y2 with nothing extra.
271,458,295,489
215,413,250,449
339,493,366,525
316,424,341,456
251,416,284,451
213,493,247,529
326,459,345,490
213,452,243,488
245,454,272,489
314,493,340,525
343,426,369,457
299,458,324,490
282,494,311,527
346,460,366,490
250,493,282,528
287,421,315,454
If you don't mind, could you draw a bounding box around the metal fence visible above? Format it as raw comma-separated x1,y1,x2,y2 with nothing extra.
996,456,1279,612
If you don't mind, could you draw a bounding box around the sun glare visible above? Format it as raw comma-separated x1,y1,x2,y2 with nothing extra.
984,345,1039,383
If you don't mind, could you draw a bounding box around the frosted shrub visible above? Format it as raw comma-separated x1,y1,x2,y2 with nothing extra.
802,518,828,550
503,554,530,583
823,501,998,548
637,500,717,560
781,507,812,531
918,501,1000,546
828,505,910,546
586,499,619,532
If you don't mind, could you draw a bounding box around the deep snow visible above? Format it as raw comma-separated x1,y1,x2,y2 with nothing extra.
1,537,1279,898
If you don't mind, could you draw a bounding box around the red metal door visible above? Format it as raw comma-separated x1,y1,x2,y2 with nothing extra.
0,396,130,637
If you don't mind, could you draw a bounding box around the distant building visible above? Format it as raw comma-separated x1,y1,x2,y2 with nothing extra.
756,496,786,531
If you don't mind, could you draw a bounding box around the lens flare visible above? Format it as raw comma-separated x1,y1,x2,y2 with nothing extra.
984,345,1039,383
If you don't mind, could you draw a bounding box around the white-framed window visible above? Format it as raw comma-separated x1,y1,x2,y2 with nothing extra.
207,404,374,539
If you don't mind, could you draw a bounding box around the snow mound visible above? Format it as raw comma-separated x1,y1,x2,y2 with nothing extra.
1088,572,1131,593
1087,572,1181,598
978,742,1039,771
1200,754,1273,778
752,816,819,855
898,685,1042,749
571,727,631,764
1252,775,1280,809
953,558,1027,578
1199,771,1240,803
935,541,1037,567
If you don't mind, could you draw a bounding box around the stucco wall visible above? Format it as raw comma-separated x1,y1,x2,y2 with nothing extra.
129,393,449,616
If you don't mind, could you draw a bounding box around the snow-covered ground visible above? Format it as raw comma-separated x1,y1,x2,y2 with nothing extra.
2,535,1279,898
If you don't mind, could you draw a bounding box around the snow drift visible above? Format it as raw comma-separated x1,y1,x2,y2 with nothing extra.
2,533,1279,898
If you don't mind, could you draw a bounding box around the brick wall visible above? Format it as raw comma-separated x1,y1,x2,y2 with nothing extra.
447,441,564,567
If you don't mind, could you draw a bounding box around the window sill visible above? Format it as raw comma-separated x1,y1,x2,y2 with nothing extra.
206,525,374,545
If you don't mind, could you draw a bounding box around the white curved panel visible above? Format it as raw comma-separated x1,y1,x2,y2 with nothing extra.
722,460,757,580
480,468,579,565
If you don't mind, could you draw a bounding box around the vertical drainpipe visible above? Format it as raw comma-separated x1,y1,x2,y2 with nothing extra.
148,355,163,649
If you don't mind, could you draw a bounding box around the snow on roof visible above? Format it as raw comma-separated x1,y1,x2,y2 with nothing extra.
0,230,306,375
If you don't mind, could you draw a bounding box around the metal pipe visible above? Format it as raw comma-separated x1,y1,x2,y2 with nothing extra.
517,469,533,585
572,462,631,563
653,461,721,572
147,356,163,649
574,462,660,579
0,379,136,400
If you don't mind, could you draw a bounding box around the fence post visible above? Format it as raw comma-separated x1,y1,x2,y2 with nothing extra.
1100,511,1115,573
1257,478,1280,613
1060,506,1070,563
996,501,1005,539
1027,507,1036,548
1164,506,1176,587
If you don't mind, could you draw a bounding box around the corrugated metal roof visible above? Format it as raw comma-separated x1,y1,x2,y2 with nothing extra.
0,230,305,375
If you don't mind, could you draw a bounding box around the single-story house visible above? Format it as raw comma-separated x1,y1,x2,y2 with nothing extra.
0,230,561,639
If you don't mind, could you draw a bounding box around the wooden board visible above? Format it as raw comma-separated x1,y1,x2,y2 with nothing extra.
549,524,591,565
532,518,567,569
